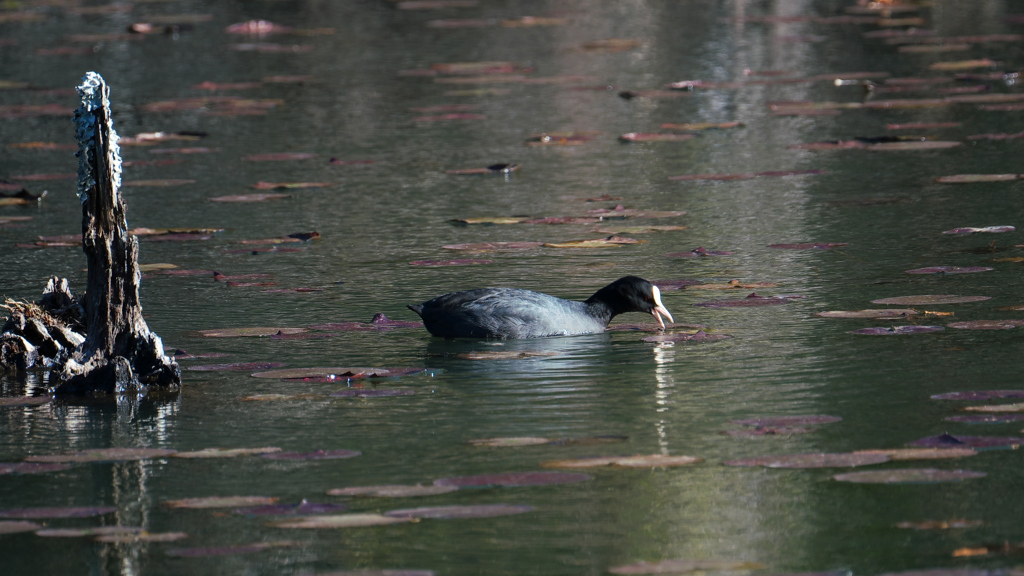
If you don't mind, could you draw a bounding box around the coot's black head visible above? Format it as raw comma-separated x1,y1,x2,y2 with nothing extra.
587,276,673,328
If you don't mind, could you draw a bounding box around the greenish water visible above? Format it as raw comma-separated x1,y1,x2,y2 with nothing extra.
3,1,1024,575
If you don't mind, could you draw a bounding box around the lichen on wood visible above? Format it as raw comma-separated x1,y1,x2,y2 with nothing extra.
0,72,180,395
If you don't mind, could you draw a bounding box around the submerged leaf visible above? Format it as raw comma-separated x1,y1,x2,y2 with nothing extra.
849,326,944,335
0,521,42,534
166,541,298,557
443,241,544,251
197,327,306,338
608,560,766,575
732,415,842,427
908,433,1024,448
25,448,177,463
852,448,977,460
937,174,1019,184
210,193,289,203
814,309,919,319
173,447,282,459
932,390,1024,400
941,225,1015,234
619,133,696,143
260,449,360,461
947,320,1024,330
0,506,117,519
906,266,993,275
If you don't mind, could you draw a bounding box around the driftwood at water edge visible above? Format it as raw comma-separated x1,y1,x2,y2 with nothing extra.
0,72,180,394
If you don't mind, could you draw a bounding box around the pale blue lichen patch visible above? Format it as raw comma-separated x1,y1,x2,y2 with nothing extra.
74,72,123,204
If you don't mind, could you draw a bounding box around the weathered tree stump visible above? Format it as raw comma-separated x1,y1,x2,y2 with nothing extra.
0,72,180,395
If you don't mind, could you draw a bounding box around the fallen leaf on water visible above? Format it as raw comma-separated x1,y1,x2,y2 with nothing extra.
260,449,360,460
814,309,919,318
544,236,645,248
500,16,567,27
948,320,1024,330
695,293,803,308
122,179,196,187
961,403,1024,412
173,447,282,458
96,531,189,543
163,496,278,509
929,58,998,71
272,514,413,529
443,241,544,251
541,454,702,468
908,433,1024,449
0,521,42,534
525,131,600,146
849,326,944,335
327,485,458,498
0,507,117,519
852,448,977,460
450,217,527,225
36,526,144,538
25,448,177,463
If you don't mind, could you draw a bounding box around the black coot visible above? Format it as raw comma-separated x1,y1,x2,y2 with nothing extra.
407,276,673,339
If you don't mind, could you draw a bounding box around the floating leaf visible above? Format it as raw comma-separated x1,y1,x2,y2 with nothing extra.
450,217,527,225
814,309,919,319
941,225,1016,234
939,174,1020,185
906,266,993,275
25,448,177,463
768,242,848,250
871,295,991,305
327,485,458,498
173,447,282,459
907,433,1024,449
0,506,117,519
443,241,544,251
197,327,307,338
962,403,1024,412
945,414,1024,423
541,454,702,468
434,471,591,487
524,132,600,146
235,501,348,516
0,521,42,534
895,519,985,530
163,496,278,509
544,236,644,248
608,559,766,575
695,293,803,308
242,393,325,402
947,320,1024,330
409,259,493,266
0,462,71,475
852,448,977,460
385,504,532,519
642,331,732,343
0,395,52,407
849,326,944,335
732,415,842,427
260,449,360,460
96,531,189,543
166,541,298,557
929,58,998,71
834,468,986,483
273,513,413,529
724,452,889,468
931,390,1024,400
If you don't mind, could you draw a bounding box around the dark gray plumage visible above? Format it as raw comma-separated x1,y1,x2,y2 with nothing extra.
407,276,673,339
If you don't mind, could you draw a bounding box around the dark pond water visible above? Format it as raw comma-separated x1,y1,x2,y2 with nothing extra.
3,0,1024,574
